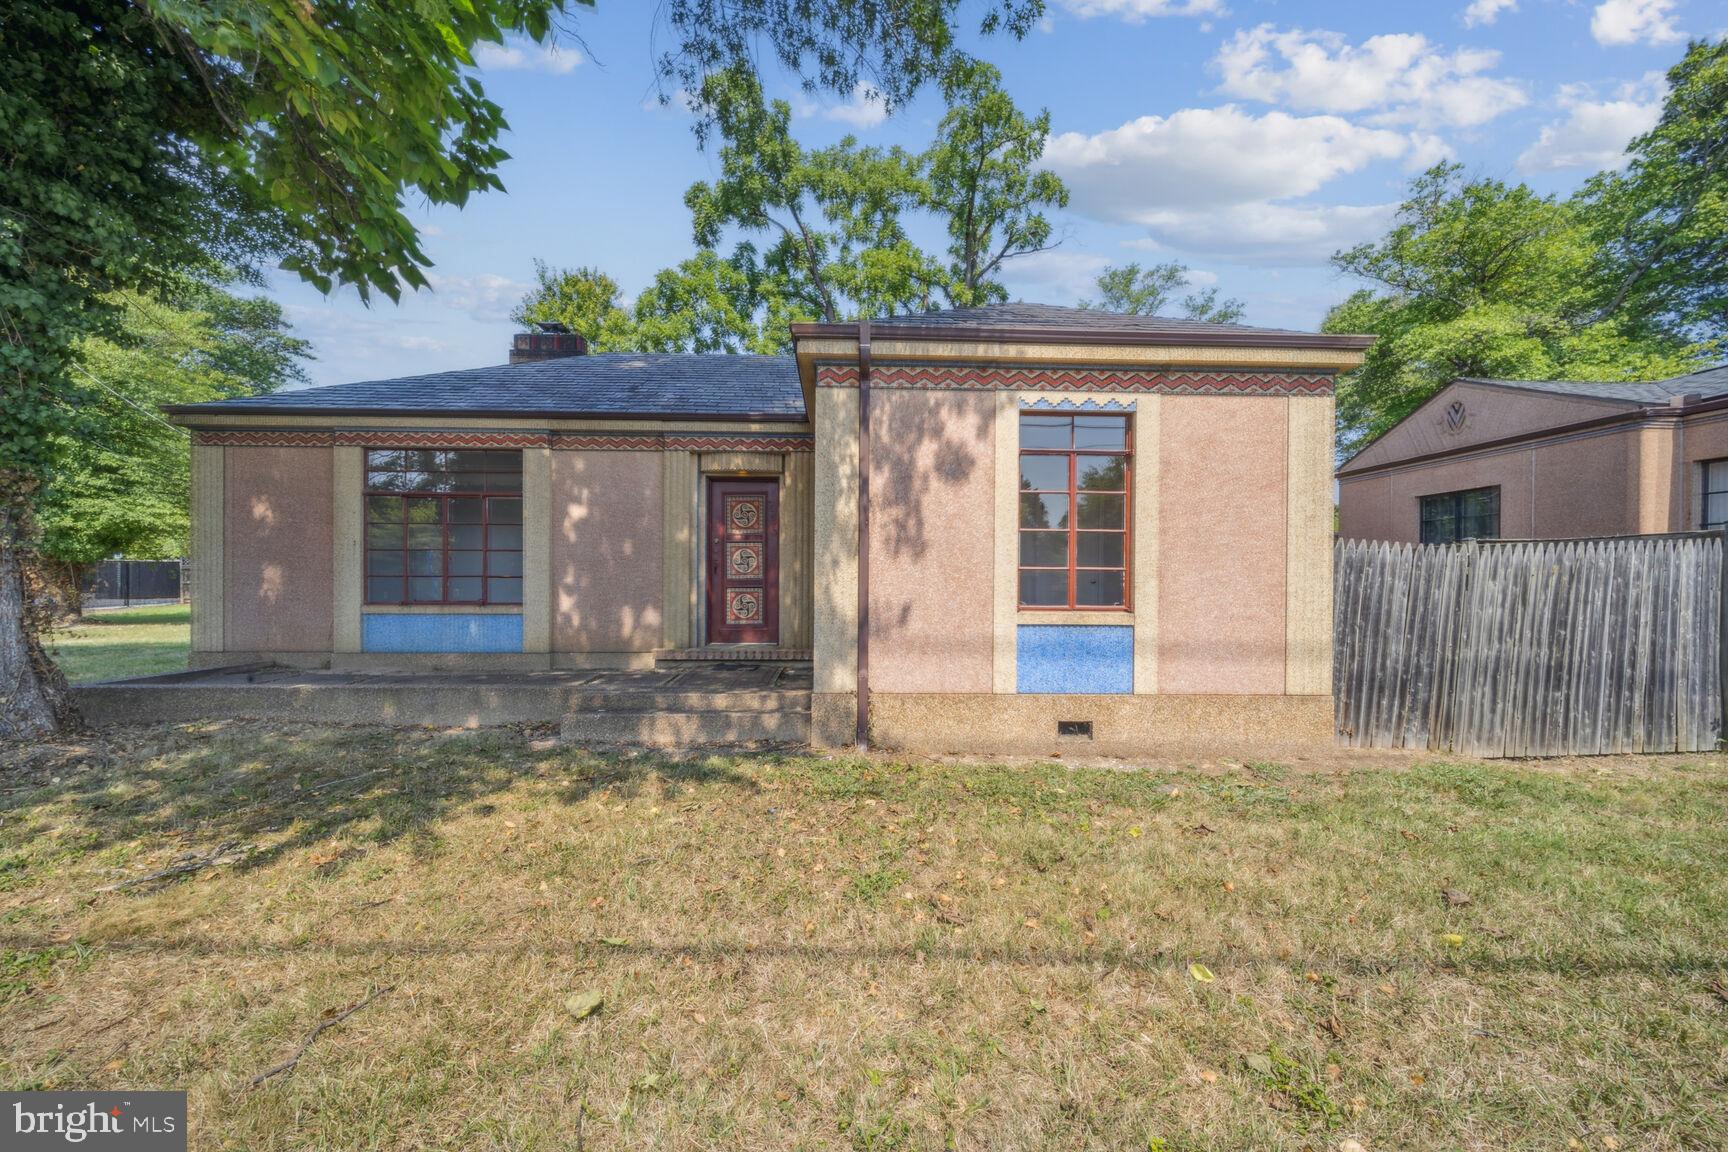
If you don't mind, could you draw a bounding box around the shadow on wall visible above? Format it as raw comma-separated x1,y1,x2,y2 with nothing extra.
867,391,995,670
555,451,663,650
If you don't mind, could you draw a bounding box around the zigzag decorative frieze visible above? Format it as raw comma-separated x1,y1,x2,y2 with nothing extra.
553,434,667,451
663,435,813,453
193,430,551,448
551,433,813,452
815,363,1333,395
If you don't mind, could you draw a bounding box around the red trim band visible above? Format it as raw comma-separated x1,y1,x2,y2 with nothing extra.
814,364,1333,395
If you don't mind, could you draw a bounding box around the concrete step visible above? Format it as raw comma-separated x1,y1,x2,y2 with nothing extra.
560,707,810,748
561,690,810,714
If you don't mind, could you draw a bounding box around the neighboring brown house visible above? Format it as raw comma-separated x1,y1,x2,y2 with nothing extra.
1337,366,1728,544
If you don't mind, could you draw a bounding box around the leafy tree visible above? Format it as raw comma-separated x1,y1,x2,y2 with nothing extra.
3,0,1043,736
1580,38,1728,340
685,67,942,324
922,60,1068,306
1080,262,1247,324
659,0,1045,136
509,261,641,351
38,280,310,591
1325,163,1704,458
633,250,787,354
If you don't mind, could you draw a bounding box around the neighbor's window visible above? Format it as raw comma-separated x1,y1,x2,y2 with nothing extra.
1703,460,1728,530
1419,486,1500,544
1018,412,1131,608
364,450,523,605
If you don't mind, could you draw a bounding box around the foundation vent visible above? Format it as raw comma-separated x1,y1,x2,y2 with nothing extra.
1056,720,1094,739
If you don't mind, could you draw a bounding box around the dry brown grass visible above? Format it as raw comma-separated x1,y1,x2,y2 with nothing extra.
3,722,1727,1151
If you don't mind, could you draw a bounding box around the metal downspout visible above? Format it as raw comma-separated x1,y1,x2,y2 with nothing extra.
855,316,872,749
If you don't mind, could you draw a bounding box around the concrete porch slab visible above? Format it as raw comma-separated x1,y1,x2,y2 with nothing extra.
72,663,812,731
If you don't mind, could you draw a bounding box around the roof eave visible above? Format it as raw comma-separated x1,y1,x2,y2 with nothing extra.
787,320,1377,351
162,404,808,422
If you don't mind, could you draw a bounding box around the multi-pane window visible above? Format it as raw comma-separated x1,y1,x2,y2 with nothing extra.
364,450,524,604
1018,412,1131,608
1419,486,1500,544
1703,460,1728,530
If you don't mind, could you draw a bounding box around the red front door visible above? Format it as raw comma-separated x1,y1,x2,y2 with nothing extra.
706,479,780,645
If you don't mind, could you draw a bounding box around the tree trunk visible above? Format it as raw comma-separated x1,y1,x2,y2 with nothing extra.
0,501,75,740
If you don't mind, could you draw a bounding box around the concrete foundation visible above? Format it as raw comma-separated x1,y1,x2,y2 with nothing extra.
849,692,1334,755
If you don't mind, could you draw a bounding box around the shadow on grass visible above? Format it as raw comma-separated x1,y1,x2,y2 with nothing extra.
0,724,762,874
0,927,1721,981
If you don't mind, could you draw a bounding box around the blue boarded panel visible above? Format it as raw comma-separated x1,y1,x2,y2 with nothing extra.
1016,625,1133,694
362,613,523,653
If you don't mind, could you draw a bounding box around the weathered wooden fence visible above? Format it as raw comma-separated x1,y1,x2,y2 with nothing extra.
1334,533,1725,756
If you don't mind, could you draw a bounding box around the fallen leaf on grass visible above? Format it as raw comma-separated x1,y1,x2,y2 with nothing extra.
1189,963,1215,983
1704,978,1728,1005
1441,933,1465,947
564,991,604,1021
1440,888,1471,907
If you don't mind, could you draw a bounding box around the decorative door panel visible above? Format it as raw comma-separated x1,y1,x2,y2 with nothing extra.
706,479,779,644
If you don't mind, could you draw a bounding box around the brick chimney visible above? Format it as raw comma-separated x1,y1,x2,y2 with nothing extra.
510,321,588,363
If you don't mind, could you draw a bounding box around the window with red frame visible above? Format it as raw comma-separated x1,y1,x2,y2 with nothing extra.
1018,412,1131,608
363,450,523,605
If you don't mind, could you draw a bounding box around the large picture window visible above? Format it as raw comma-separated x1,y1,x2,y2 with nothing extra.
1018,412,1131,608
1703,460,1728,530
364,450,524,605
1419,486,1500,544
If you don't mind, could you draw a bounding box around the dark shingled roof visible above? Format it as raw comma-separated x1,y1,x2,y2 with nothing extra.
870,302,1323,340
1456,364,1728,405
166,352,806,420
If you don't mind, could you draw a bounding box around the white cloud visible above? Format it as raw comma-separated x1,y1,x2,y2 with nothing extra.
1000,250,1112,302
1132,202,1400,264
472,38,582,74
1404,132,1457,172
424,272,533,325
1214,25,1527,128
1043,105,1424,264
1517,74,1666,171
1462,0,1517,27
1059,0,1226,19
822,83,889,129
1043,105,1413,220
1591,0,1683,46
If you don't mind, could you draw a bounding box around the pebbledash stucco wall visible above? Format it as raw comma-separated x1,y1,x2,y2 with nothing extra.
805,346,1351,752
1158,395,1287,695
866,389,997,693
221,446,335,653
192,425,813,670
552,449,663,655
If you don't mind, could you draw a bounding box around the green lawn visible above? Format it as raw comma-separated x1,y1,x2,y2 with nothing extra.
47,603,190,683
2,723,1726,1150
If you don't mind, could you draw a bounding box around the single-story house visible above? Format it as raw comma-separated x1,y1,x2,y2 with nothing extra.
164,303,1371,751
1337,365,1728,544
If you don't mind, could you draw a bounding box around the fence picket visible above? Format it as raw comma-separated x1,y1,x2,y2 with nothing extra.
1334,533,1724,756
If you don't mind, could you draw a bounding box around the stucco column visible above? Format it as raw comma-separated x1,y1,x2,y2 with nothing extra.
661,449,698,650
1635,416,1685,534
812,385,860,741
1285,395,1334,695
1132,395,1161,694
991,392,1018,693
331,446,363,653
189,441,225,655
522,445,552,653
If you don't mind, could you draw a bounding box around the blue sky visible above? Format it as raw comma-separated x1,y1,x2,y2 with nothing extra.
273,0,1727,387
